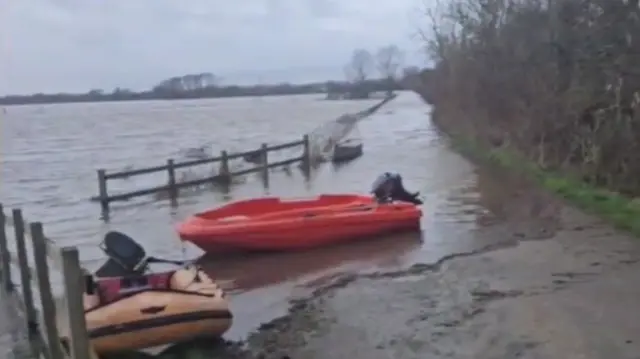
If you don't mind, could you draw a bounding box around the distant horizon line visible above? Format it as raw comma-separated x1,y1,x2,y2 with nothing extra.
0,71,425,98
0,78,348,98
0,63,425,97
0,65,348,97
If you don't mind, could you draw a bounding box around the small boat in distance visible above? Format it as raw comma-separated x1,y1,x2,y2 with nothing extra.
332,138,363,163
177,194,422,253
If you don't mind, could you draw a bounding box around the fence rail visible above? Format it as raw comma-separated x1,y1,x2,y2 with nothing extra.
93,135,312,216
0,203,94,359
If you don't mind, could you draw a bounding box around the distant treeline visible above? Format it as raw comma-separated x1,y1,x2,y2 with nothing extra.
0,72,416,106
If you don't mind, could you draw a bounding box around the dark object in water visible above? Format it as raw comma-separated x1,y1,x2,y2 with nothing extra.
183,147,212,160
242,150,263,164
371,173,423,205
332,138,363,163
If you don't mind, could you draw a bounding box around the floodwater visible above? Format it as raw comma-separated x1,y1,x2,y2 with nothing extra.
0,91,496,355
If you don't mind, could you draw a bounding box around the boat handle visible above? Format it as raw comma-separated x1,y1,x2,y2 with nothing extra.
140,305,167,315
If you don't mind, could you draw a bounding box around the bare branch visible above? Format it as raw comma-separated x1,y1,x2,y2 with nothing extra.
345,49,375,84
419,0,640,191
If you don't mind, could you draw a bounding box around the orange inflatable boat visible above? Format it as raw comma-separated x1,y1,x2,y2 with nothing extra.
177,194,422,252
74,232,232,354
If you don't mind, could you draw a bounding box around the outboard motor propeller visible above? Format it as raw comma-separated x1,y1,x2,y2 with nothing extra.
371,172,423,205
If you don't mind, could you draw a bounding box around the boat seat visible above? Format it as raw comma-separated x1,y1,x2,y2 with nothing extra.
95,271,173,304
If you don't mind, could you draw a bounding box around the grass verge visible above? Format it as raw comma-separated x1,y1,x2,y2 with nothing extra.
448,137,640,236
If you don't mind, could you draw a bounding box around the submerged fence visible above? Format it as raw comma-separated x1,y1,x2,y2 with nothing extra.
92,135,312,216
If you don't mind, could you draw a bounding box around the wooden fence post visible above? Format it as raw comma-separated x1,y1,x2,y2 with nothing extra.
30,222,64,359
60,246,92,359
0,203,12,291
12,209,38,332
167,159,178,206
260,143,269,188
301,134,311,178
97,170,109,217
219,150,231,186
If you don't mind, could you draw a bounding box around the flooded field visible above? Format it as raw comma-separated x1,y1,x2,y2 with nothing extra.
2,92,473,256
1,91,571,357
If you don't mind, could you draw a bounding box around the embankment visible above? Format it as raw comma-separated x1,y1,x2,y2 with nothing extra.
415,0,640,237
424,105,640,237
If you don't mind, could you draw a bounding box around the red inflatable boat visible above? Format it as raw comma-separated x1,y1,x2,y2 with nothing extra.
176,194,422,252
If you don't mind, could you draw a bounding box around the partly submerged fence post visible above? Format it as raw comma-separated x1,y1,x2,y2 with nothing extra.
0,204,12,291
97,169,109,219
167,159,178,206
260,143,269,188
12,209,38,332
301,134,311,178
219,150,231,186
30,222,64,359
61,246,92,359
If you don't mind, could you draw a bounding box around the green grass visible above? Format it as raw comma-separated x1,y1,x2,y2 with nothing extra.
449,137,640,236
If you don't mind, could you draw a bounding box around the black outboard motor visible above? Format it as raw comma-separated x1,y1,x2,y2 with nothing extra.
95,231,149,278
371,173,423,205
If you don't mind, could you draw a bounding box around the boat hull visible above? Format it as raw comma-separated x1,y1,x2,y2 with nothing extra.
332,142,363,163
188,220,420,253
80,267,232,353
178,195,422,252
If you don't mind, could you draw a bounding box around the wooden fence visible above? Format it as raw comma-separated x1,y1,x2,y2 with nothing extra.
93,135,312,215
0,203,94,359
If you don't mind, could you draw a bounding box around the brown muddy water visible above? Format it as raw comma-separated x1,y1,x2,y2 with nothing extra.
1,92,511,357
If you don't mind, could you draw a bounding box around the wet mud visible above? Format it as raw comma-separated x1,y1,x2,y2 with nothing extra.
182,166,640,359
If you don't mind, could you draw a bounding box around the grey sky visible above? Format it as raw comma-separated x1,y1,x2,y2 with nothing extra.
1,0,428,95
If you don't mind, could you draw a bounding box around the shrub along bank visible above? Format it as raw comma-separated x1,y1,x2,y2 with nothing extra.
417,0,640,236
439,126,640,236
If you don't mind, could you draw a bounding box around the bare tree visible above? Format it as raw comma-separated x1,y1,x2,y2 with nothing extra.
423,0,640,194
376,45,405,81
168,77,185,92
198,73,217,88
183,74,198,91
345,49,374,83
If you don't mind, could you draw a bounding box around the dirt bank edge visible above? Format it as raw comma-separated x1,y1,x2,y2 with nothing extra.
428,106,640,238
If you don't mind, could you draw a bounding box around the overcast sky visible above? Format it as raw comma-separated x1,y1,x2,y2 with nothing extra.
1,0,429,95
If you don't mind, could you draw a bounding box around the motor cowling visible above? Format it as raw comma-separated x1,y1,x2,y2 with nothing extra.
371,173,423,205
96,231,149,277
